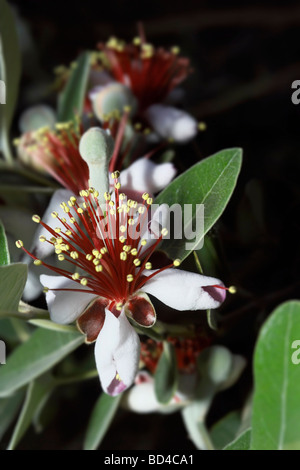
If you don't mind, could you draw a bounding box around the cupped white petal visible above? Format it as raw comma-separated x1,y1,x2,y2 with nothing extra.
40,275,97,324
31,189,74,259
119,158,177,194
142,268,226,311
94,309,140,396
145,104,198,143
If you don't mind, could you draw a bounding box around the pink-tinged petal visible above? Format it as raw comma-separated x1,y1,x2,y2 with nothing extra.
142,268,226,311
119,158,177,194
126,291,156,328
40,275,97,324
94,309,140,396
31,189,74,259
144,104,198,143
77,297,109,343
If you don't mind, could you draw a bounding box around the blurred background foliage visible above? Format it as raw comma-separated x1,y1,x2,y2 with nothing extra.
1,0,300,449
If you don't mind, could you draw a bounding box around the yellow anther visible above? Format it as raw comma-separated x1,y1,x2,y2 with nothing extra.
123,105,131,113
56,237,63,245
86,254,93,261
138,206,145,214
39,236,46,242
65,230,72,236
50,237,56,244
72,273,80,280
61,218,67,223
131,248,138,256
110,209,116,215
173,259,181,267
16,240,23,248
93,259,100,266
32,215,41,223
147,197,153,205
95,265,103,273
70,196,77,203
142,192,149,201
134,122,142,130
77,208,83,214
133,258,141,266
161,228,168,237
141,239,147,246
34,259,42,266
119,193,126,201
51,212,58,219
133,36,141,46
109,200,115,207
171,46,180,55
100,247,107,255
143,128,151,135
88,187,95,194
120,225,127,233
120,252,127,261
128,218,135,226
116,302,123,311
127,274,134,282
104,192,111,201
92,249,99,257
94,190,99,198
198,122,207,132
229,286,237,294
111,171,120,179
115,182,121,190
70,251,79,260
123,245,131,253
54,227,61,233
145,262,152,270
119,236,126,243
43,287,49,293
70,217,76,224
79,190,89,197
58,254,65,261
55,249,62,255
80,278,88,286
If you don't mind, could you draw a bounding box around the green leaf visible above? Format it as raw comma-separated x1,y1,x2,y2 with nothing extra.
224,428,251,450
154,341,178,404
57,51,90,122
0,0,21,163
251,300,300,450
84,393,122,450
0,390,24,441
0,219,10,265
7,378,54,450
0,263,27,313
155,148,242,261
210,411,241,449
0,328,84,397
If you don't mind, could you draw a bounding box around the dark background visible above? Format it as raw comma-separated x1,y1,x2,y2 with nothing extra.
5,0,300,450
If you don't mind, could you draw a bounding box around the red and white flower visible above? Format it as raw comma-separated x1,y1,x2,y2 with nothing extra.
16,176,227,396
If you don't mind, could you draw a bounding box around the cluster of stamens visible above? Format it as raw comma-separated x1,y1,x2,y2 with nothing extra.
16,174,180,311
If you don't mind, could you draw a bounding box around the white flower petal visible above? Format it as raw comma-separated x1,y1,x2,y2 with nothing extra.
145,104,198,143
119,158,177,194
30,189,74,258
40,275,97,324
140,203,171,256
94,309,140,396
123,380,183,414
142,268,226,311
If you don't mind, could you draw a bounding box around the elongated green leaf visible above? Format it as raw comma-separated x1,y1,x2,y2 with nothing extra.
0,263,27,313
7,378,54,450
210,411,241,450
0,328,84,397
251,301,300,450
0,0,21,163
84,393,122,450
57,51,90,122
154,341,178,404
0,390,24,441
224,428,251,450
155,148,242,261
0,219,10,265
